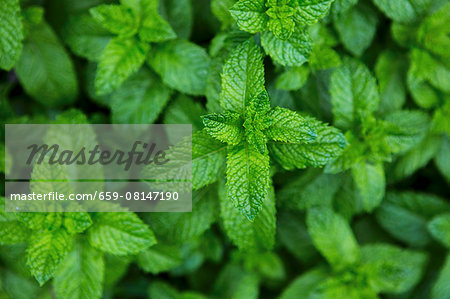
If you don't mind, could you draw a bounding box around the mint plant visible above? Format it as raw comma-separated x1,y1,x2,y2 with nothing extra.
1,0,449,298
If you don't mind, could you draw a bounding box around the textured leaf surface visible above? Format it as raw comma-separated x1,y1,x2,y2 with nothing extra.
15,21,78,107
226,143,270,220
202,112,244,145
229,0,268,33
220,40,265,113
88,213,156,255
0,0,24,70
27,229,73,285
275,65,310,91
54,239,104,299
330,58,380,129
138,4,176,42
148,40,210,95
261,30,312,67
372,0,430,23
0,197,30,244
220,181,276,250
428,214,450,248
269,118,346,170
361,244,428,293
95,37,149,95
294,0,334,26
307,207,360,270
110,68,172,124
90,4,138,36
137,244,182,274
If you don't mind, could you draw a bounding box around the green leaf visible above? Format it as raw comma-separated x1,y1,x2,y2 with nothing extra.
110,68,172,124
264,107,316,143
372,0,431,23
279,268,329,299
275,65,310,91
375,191,450,247
95,36,149,95
229,0,268,33
293,0,334,26
418,3,450,67
90,4,138,36
219,180,276,250
308,46,341,70
306,207,360,270
192,131,227,189
62,13,112,62
160,0,193,39
164,94,206,131
330,58,380,129
0,197,30,245
384,110,430,154
148,40,211,95
226,142,270,220
266,6,296,40
212,0,239,29
375,50,407,114
88,212,156,256
15,21,78,107
27,228,73,285
361,244,428,293
435,136,450,182
269,117,346,170
432,253,450,299
212,264,259,299
202,112,244,145
0,0,24,70
392,134,442,181
137,244,182,274
428,214,450,247
351,161,385,212
63,213,92,234
138,4,176,42
333,3,378,57
220,39,265,113
54,239,104,299
261,29,312,67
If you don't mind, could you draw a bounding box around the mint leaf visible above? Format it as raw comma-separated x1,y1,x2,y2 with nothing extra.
261,29,312,67
110,68,172,124
54,238,104,299
138,4,176,42
192,130,227,189
306,207,360,270
0,197,30,245
95,36,149,95
211,0,236,29
27,228,73,285
435,136,450,182
137,244,182,274
279,268,329,299
219,180,275,250
160,0,193,39
275,65,310,91
90,4,138,36
375,50,407,114
229,0,268,33
330,58,380,129
293,0,334,26
269,118,346,170
428,214,450,247
148,40,210,95
352,161,385,212
62,13,112,62
375,191,450,247
88,213,156,256
202,112,244,145
220,39,265,113
226,143,270,220
372,0,431,23
15,21,78,106
63,213,92,235
213,264,259,299
164,94,206,131
361,244,428,293
333,3,378,57
432,253,450,299
264,107,316,143
0,0,23,70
